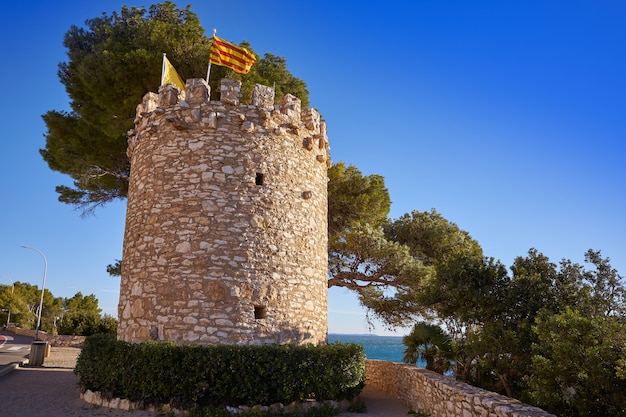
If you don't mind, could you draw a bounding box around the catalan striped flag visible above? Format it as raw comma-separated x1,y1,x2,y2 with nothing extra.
209,35,256,74
161,54,185,91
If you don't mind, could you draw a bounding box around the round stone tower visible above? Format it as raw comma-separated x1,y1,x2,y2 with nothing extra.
117,78,330,346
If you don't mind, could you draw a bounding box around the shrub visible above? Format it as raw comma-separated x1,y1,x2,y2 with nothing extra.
75,335,365,411
58,313,117,336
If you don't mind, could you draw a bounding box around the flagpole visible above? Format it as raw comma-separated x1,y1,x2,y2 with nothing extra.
161,53,167,86
206,28,217,83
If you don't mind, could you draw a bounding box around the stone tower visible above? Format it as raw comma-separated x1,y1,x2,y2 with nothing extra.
117,78,330,346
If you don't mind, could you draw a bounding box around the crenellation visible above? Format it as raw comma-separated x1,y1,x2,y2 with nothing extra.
158,83,181,108
220,78,242,105
251,83,275,108
185,78,210,104
301,108,321,133
137,92,159,120
278,94,301,121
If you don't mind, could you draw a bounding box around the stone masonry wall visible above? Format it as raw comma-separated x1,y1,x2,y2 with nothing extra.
42,334,86,348
118,78,330,346
5,327,86,347
365,360,556,417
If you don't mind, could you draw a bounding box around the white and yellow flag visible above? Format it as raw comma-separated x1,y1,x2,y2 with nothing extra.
161,53,185,91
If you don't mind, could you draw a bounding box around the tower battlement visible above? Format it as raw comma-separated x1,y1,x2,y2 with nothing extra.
118,79,330,346
128,79,330,165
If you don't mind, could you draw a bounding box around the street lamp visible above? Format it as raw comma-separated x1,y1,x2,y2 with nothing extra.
20,246,47,340
0,275,14,328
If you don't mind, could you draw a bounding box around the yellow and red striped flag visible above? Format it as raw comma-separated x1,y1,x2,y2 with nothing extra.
209,35,256,74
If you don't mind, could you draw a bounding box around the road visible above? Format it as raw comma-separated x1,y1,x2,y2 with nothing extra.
0,331,32,374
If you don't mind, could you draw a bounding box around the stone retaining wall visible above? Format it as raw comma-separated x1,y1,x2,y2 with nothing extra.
4,327,86,347
43,334,86,348
5,326,37,338
80,389,343,416
365,360,556,417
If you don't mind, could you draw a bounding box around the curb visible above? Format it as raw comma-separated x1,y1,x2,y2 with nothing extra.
0,360,26,378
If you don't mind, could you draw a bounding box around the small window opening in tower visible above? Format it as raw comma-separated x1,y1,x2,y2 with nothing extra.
254,306,267,319
255,173,265,185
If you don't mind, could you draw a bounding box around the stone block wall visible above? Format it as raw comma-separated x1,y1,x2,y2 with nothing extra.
118,79,330,346
5,326,38,338
365,360,556,417
44,334,86,348
4,327,86,347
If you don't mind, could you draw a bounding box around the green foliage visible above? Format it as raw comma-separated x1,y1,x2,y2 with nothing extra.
0,284,113,336
0,282,63,333
42,2,208,212
328,170,488,328
42,2,309,214
65,292,101,315
402,322,453,374
57,311,99,335
56,291,116,336
0,284,18,325
75,335,365,411
327,162,390,239
328,224,432,327
385,209,483,266
528,308,626,417
328,205,493,329
98,314,119,334
57,312,117,336
444,250,567,397
419,255,509,332
582,249,626,316
457,320,529,397
327,163,436,327
340,209,484,328
385,210,486,332
106,260,122,277
420,248,626,417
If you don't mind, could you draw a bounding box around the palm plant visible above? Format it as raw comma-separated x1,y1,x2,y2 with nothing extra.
403,321,453,374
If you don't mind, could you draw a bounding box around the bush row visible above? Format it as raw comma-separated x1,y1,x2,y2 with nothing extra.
74,334,365,410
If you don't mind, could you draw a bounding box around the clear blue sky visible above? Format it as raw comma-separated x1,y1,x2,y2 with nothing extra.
1,1,624,336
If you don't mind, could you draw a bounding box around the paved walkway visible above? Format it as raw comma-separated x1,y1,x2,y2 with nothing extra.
0,346,410,417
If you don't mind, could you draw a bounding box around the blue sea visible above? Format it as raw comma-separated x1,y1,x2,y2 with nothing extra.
328,333,406,363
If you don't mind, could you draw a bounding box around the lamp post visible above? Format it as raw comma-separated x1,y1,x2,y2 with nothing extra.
20,246,47,340
0,275,14,328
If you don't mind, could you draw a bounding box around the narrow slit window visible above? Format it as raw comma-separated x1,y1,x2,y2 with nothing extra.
254,306,267,319
255,173,264,186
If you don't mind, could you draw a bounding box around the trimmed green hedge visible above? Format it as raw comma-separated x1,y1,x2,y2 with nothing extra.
74,334,365,410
